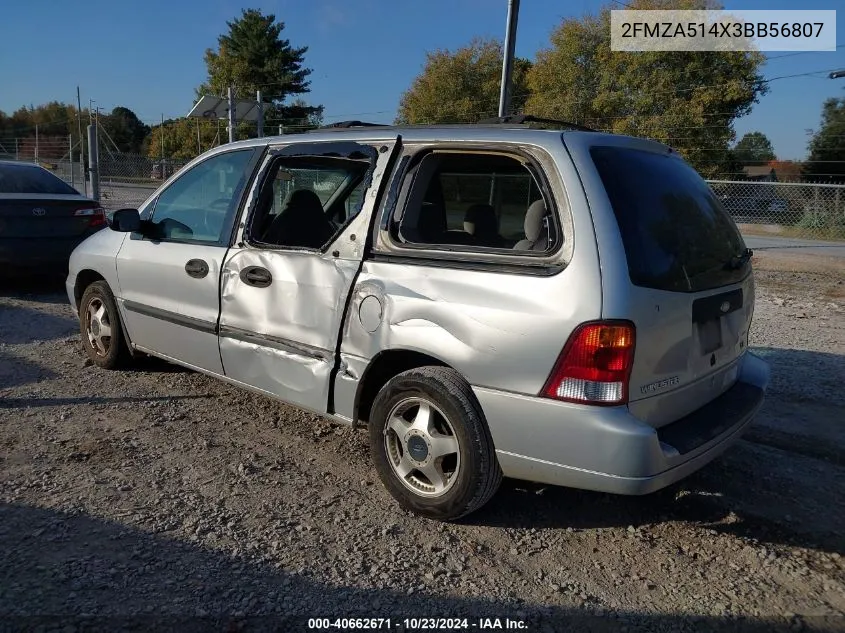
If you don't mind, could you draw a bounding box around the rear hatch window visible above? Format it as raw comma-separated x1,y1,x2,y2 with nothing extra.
0,163,79,195
590,147,748,292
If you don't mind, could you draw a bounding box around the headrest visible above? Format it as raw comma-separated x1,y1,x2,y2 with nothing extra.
287,189,323,210
524,199,547,242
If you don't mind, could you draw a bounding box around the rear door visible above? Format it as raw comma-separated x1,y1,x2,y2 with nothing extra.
566,136,753,427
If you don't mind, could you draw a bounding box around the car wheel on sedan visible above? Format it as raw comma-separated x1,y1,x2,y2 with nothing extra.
369,366,502,521
79,281,129,369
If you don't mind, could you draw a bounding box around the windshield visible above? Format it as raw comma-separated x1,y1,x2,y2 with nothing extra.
591,146,748,293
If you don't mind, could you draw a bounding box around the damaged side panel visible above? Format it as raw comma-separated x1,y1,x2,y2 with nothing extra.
333,138,602,423
333,257,601,421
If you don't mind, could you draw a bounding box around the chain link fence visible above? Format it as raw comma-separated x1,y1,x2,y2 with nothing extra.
707,180,845,241
97,153,188,211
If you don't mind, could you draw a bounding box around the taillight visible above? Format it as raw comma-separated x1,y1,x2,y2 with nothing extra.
541,321,636,406
74,207,106,227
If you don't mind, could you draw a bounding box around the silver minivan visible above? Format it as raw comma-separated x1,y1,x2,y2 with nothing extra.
66,122,770,520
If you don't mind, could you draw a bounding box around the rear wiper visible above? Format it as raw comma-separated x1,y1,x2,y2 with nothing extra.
726,248,753,270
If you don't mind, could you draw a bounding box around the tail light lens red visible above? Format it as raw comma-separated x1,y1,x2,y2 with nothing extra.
74,207,107,227
541,321,636,406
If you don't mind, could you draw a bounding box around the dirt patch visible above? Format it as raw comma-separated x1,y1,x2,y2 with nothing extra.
0,271,843,630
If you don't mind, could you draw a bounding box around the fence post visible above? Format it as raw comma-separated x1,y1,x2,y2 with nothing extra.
160,114,165,165
35,124,39,164
256,90,264,138
76,86,85,195
69,134,75,188
227,86,236,143
87,125,99,203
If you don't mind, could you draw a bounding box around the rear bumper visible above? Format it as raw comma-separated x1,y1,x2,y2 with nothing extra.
0,235,94,270
474,351,770,495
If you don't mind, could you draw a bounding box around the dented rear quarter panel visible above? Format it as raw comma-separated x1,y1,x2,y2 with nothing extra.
334,134,604,420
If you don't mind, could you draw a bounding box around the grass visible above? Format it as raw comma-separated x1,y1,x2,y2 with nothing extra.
737,222,845,243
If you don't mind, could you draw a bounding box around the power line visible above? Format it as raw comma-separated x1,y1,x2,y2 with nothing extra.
767,44,845,61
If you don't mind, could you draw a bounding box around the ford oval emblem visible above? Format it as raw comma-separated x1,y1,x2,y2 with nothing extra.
720,301,731,313
32,207,47,216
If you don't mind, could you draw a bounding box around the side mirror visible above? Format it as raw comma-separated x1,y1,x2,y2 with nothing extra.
109,208,141,233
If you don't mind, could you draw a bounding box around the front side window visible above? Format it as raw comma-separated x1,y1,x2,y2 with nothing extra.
392,152,558,254
148,149,255,244
248,155,371,250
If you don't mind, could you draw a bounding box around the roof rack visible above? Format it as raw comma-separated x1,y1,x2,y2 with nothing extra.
319,120,388,129
477,114,595,132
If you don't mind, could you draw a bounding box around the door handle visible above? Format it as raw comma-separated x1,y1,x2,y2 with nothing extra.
184,259,209,279
240,266,272,288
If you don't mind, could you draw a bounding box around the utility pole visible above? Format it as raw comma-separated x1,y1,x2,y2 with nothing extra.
76,86,87,196
227,86,236,143
160,114,165,166
498,0,521,118
256,90,264,138
34,124,39,164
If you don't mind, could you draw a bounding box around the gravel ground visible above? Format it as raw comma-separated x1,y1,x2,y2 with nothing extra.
0,252,843,633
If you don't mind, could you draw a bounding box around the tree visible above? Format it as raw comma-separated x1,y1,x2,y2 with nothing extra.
524,0,768,177
766,160,804,182
732,132,776,165
197,9,321,128
100,107,150,154
804,98,845,184
396,38,531,124
0,102,90,160
145,118,225,161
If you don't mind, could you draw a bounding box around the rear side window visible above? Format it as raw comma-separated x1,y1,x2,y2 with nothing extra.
392,152,559,254
0,163,79,195
591,147,748,292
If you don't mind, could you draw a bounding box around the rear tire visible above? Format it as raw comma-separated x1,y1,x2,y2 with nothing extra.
79,281,129,370
369,366,502,521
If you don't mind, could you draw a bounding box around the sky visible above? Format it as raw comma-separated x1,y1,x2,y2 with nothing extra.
0,0,843,160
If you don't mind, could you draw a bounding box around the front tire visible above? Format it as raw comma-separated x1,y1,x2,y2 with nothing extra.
79,281,129,370
369,366,502,521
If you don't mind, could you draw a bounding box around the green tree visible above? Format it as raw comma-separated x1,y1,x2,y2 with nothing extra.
804,98,845,184
396,38,531,124
145,118,225,161
0,102,91,160
197,8,321,129
732,132,776,165
100,107,150,154
525,0,768,176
